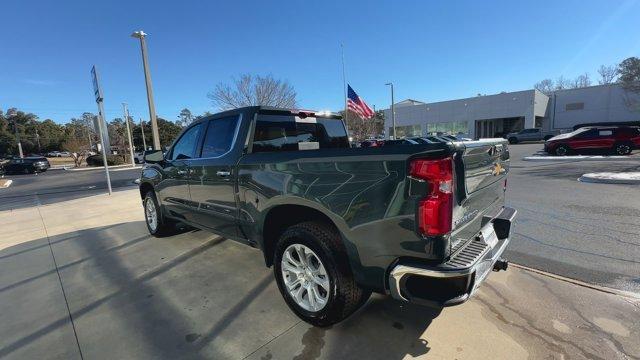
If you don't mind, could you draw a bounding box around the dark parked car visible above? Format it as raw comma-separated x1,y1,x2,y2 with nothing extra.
1,157,50,174
544,126,640,156
139,106,515,326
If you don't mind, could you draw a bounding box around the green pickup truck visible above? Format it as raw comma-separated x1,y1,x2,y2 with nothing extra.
139,106,515,326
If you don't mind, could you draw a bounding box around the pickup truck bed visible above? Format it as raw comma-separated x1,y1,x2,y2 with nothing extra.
139,106,515,326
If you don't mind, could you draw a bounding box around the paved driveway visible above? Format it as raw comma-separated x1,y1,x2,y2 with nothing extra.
505,143,640,293
1,190,638,359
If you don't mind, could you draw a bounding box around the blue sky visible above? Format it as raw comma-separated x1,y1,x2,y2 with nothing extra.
1,0,639,124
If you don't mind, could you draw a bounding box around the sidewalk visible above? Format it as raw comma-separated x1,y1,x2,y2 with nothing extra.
1,190,638,359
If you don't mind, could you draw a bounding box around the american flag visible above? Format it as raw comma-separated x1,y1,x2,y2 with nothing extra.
347,85,375,119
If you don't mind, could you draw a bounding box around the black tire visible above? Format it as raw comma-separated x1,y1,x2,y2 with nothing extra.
555,144,570,156
613,142,632,156
143,191,175,237
508,137,518,144
273,221,370,327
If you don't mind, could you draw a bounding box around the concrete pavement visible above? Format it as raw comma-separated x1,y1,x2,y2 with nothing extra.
1,189,639,359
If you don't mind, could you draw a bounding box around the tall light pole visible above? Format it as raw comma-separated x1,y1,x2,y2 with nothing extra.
122,103,136,167
8,111,24,158
385,83,396,139
131,30,161,150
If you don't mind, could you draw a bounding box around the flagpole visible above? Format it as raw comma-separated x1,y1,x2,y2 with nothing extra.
341,44,348,127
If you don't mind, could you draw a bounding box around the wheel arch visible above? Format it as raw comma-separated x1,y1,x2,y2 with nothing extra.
260,204,343,268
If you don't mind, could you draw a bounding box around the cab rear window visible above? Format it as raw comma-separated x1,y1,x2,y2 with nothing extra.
252,114,349,152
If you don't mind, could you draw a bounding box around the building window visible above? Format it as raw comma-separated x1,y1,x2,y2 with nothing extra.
565,102,584,111
426,121,468,136
391,124,422,138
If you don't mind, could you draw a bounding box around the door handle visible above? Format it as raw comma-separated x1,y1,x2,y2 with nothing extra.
216,170,231,177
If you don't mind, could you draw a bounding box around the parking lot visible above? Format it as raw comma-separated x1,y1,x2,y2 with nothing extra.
1,143,639,359
506,144,640,293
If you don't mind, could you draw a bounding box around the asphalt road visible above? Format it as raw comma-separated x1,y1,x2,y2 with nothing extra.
0,167,141,211
1,147,639,294
505,143,640,293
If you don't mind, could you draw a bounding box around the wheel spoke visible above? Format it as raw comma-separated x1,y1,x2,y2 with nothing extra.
293,285,305,304
286,278,302,291
282,262,301,275
307,286,317,309
284,251,302,269
312,274,329,291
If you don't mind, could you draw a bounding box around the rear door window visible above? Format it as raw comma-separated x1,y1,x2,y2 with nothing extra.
598,130,613,136
200,116,239,158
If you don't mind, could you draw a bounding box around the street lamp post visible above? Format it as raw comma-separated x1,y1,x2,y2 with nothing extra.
131,30,161,150
385,83,396,139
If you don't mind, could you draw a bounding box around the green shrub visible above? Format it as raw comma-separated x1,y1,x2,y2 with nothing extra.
86,154,126,167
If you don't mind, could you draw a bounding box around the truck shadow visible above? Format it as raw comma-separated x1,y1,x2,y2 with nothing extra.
0,220,442,359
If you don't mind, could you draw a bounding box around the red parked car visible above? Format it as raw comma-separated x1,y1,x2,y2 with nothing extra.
544,126,640,156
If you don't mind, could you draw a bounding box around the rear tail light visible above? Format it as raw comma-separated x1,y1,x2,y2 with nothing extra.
410,157,454,236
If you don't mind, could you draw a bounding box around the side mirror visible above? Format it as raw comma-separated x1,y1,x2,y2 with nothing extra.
143,150,164,163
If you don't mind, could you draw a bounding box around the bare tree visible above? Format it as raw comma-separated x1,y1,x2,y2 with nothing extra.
555,76,570,90
597,65,618,85
534,79,555,94
569,73,591,89
208,74,297,110
62,137,88,167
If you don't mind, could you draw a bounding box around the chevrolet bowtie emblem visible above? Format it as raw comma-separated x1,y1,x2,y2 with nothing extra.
492,163,503,176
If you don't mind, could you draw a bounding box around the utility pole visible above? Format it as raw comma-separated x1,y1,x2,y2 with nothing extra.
122,103,136,167
35,128,41,153
140,118,148,151
91,65,113,195
9,112,24,158
385,83,396,139
131,30,161,150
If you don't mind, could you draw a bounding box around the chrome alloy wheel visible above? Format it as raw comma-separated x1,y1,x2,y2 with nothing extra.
281,244,330,312
144,197,158,232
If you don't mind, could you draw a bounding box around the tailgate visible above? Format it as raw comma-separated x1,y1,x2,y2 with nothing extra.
461,139,509,194
450,139,510,251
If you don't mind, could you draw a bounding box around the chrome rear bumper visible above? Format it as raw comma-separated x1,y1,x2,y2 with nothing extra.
389,207,516,306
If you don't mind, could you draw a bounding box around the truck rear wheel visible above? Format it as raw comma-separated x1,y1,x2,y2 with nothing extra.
508,137,518,144
273,221,370,327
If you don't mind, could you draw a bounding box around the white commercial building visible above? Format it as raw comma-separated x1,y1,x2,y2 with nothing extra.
383,84,640,139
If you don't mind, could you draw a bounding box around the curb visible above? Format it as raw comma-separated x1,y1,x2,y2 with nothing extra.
511,263,640,300
523,155,634,162
578,172,640,184
0,179,12,188
67,165,141,172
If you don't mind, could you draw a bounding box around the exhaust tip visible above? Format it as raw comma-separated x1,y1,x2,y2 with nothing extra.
493,258,509,272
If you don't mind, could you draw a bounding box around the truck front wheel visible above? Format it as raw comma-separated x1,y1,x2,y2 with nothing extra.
273,221,370,327
143,191,175,237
